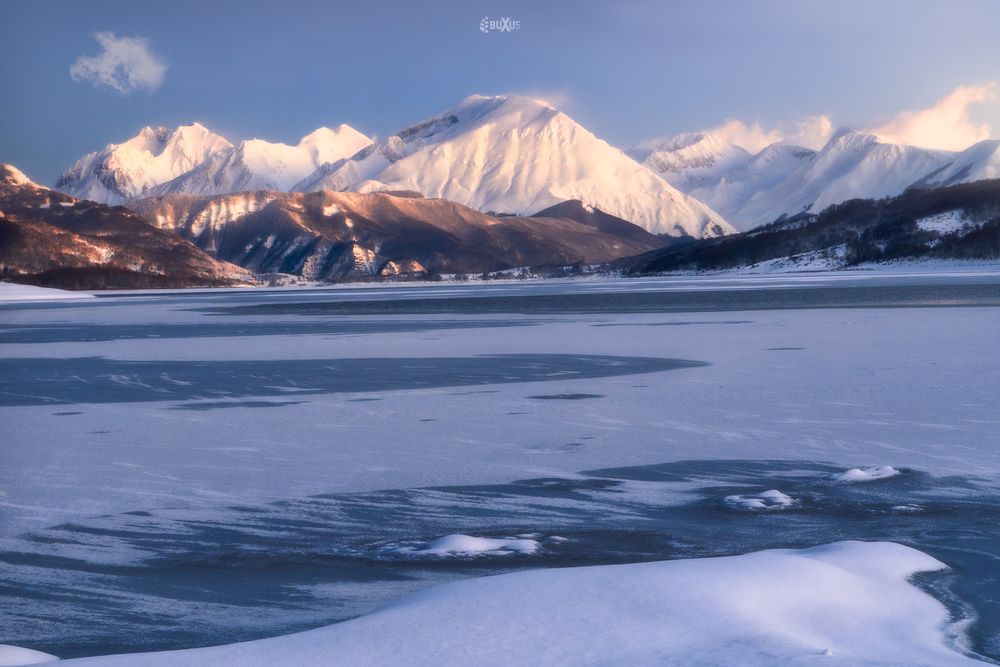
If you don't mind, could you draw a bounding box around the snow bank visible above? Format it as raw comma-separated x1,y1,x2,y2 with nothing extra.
61,541,977,666
834,466,901,483
0,283,93,302
0,644,58,666
724,488,796,510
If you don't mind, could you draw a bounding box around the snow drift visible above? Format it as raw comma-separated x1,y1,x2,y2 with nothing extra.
57,541,978,666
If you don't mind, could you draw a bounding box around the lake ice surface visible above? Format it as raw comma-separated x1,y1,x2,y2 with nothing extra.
1,271,999,663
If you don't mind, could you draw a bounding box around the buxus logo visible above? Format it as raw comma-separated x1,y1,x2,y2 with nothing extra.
479,16,521,33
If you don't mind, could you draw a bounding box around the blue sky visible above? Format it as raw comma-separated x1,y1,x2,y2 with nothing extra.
2,0,1000,184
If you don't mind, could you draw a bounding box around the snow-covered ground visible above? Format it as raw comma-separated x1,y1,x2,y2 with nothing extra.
0,282,93,301
40,541,977,666
716,255,1000,276
0,644,57,666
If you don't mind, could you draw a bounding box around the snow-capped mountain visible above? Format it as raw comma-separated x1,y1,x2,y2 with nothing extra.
295,95,733,237
55,123,371,205
632,132,817,229
154,125,372,196
638,128,958,230
912,139,1000,189
56,123,233,205
735,130,953,229
628,132,753,192
683,143,819,228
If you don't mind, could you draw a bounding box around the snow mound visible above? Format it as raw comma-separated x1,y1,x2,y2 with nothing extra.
833,466,901,483
57,541,977,666
394,534,540,557
724,489,796,510
0,644,58,666
0,283,94,302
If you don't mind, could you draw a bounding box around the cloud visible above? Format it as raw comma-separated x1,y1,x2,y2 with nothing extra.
705,115,834,152
782,115,834,150
634,116,834,154
70,32,167,94
706,120,783,153
512,88,573,111
866,83,997,151
639,82,998,157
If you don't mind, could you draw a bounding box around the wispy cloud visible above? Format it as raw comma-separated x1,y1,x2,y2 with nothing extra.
671,116,834,153
638,115,834,154
647,83,999,154
865,83,998,151
705,120,783,153
70,32,167,94
511,88,574,111
782,115,834,151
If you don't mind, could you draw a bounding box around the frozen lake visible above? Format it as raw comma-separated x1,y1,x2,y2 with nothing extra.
2,271,1000,662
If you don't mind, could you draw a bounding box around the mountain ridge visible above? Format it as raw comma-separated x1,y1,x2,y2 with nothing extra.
127,189,668,281
634,127,1000,231
295,94,733,238
55,95,733,239
1,163,250,288
621,178,1000,274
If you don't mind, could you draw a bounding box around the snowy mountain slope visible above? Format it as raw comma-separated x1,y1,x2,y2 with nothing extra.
629,132,753,192
685,143,819,229
295,95,733,238
56,123,233,205
735,131,954,229
912,139,1000,189
155,125,372,196
634,132,817,230
635,128,964,231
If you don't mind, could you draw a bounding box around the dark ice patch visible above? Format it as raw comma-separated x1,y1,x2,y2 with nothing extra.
0,355,703,407
527,393,604,400
169,400,306,411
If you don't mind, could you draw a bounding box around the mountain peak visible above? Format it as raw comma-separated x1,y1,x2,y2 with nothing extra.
295,95,733,237
636,132,752,187
454,93,555,111
297,125,373,162
151,125,373,196
299,125,362,143
57,123,235,204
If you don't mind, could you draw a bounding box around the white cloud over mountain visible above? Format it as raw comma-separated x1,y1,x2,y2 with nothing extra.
782,114,835,151
667,115,834,153
703,120,782,153
650,82,997,155
70,32,167,94
866,83,998,151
